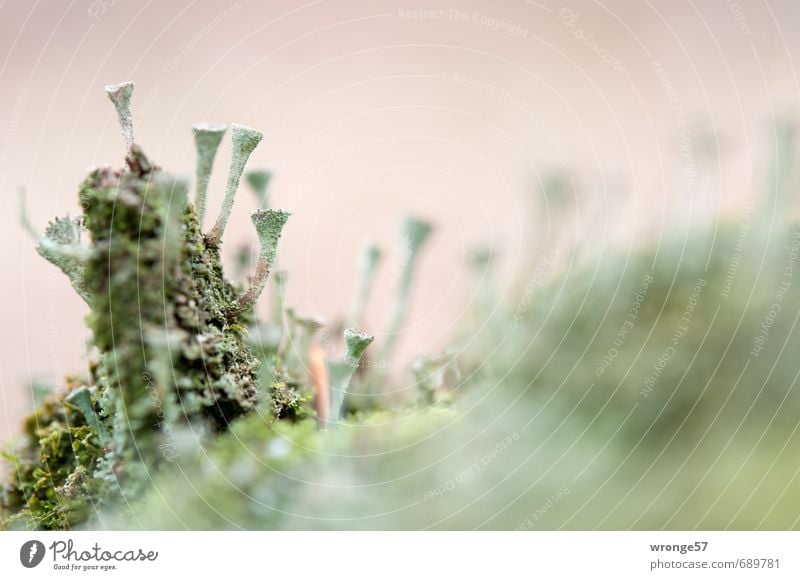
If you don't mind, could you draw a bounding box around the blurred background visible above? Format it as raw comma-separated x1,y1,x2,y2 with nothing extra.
1,0,798,447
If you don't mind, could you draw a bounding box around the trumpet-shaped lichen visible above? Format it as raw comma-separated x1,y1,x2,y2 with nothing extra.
207,124,263,246
327,328,374,425
245,169,273,208
192,123,228,223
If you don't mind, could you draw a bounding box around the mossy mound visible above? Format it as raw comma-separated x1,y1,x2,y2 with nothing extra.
2,146,301,530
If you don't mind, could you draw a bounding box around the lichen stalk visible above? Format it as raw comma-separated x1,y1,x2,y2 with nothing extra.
207,124,263,246
284,309,323,378
327,328,374,425
245,169,272,208
104,81,134,150
225,209,290,318
192,123,228,223
19,188,91,304
271,270,288,347
351,241,382,327
377,216,433,368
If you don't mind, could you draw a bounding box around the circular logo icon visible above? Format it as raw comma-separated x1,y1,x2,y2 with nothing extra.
20,540,45,568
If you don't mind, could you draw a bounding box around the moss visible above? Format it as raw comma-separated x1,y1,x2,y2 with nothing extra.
1,385,110,530
269,379,308,421
95,415,323,530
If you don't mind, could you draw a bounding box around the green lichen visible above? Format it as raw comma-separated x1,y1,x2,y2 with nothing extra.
207,124,263,246
18,189,91,304
327,328,374,425
192,123,227,223
1,84,312,530
351,241,382,328
245,169,272,208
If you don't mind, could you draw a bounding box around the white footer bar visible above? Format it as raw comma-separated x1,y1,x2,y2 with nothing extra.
1,531,797,578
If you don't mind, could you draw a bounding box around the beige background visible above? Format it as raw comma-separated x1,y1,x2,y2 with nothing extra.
1,0,798,442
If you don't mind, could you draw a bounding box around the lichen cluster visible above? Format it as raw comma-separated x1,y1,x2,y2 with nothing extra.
1,82,438,530
2,83,367,529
